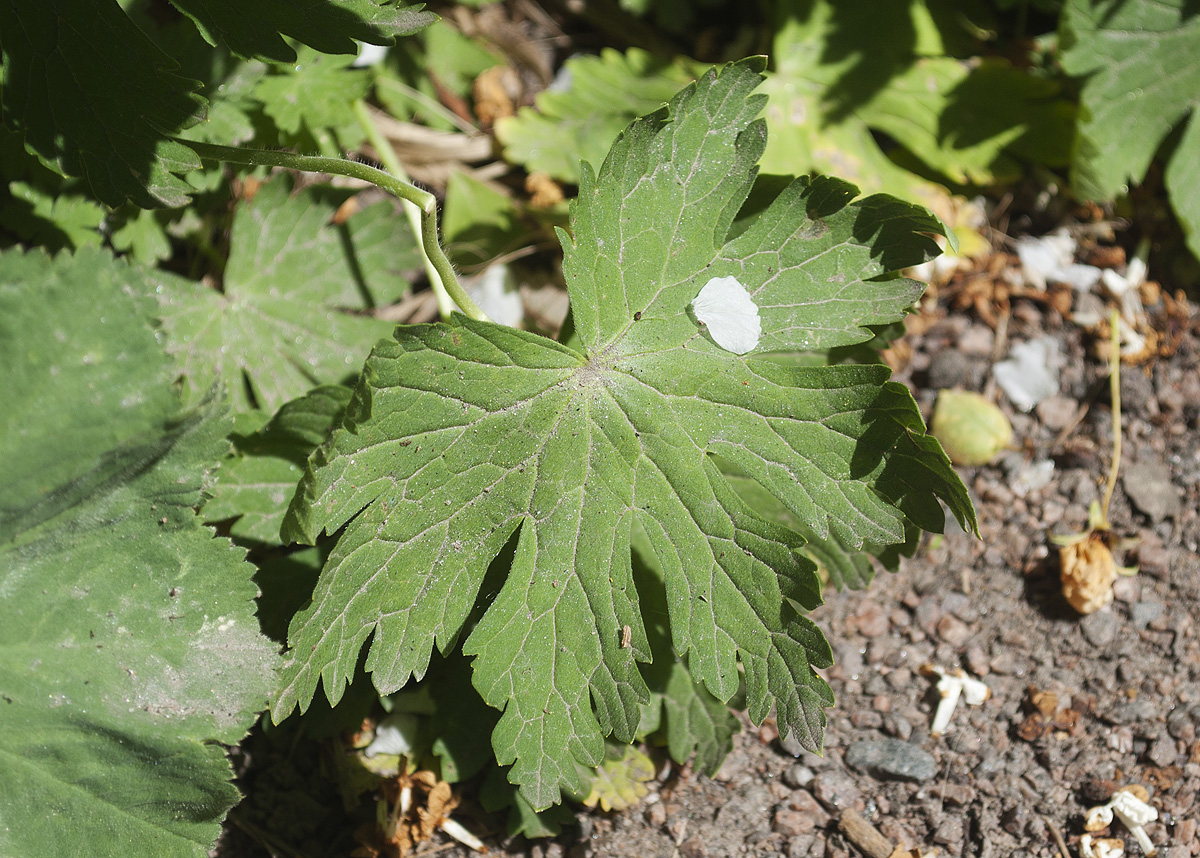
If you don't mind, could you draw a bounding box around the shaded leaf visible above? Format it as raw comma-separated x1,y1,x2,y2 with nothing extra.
170,0,435,64
1061,0,1200,256
0,3,204,208
207,385,353,542
0,248,277,857
157,175,419,412
496,48,701,184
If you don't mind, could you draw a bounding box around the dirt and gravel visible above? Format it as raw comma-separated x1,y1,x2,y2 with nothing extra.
219,243,1200,858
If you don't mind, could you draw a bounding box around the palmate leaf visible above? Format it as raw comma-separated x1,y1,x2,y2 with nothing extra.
157,175,420,413
276,60,974,809
760,0,1072,218
0,249,277,857
495,48,703,184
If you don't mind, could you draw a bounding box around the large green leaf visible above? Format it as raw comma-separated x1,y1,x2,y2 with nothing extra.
632,527,739,776
0,248,277,857
761,0,1072,217
157,175,420,413
0,2,204,208
1061,0,1200,256
276,60,974,810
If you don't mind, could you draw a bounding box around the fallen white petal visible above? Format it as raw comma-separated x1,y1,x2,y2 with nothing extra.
1111,790,1158,855
1082,834,1125,858
441,817,486,851
352,41,390,68
930,675,962,737
959,674,991,706
1016,231,1076,290
994,336,1060,412
691,276,761,354
364,712,421,758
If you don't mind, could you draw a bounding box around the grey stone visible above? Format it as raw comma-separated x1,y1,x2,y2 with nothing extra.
1123,461,1181,521
1148,734,1179,767
1080,610,1119,647
927,351,978,390
844,737,938,782
811,771,862,811
782,764,815,789
1130,600,1165,629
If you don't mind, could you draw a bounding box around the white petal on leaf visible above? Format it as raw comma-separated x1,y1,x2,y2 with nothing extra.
691,276,761,354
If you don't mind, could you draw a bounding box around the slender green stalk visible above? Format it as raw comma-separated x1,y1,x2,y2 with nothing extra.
351,99,455,320
1101,309,1122,524
180,138,488,322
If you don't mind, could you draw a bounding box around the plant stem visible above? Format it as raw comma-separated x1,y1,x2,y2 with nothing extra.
1101,309,1122,524
180,138,488,323
351,99,456,320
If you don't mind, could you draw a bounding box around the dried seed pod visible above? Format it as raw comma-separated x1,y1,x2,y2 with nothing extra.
1060,530,1117,614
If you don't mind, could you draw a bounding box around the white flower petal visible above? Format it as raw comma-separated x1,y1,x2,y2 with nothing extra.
691,276,761,354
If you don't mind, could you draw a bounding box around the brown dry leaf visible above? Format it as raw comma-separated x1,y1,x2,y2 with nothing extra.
473,65,520,126
355,770,463,858
1060,532,1117,614
1053,707,1084,736
1143,766,1182,791
525,171,564,208
333,196,361,225
1017,712,1049,741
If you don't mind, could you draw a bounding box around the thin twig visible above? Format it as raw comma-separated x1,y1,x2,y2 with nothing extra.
1101,308,1122,524
1040,814,1071,858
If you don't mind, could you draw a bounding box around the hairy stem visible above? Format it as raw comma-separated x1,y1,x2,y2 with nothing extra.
180,139,488,322
351,99,456,320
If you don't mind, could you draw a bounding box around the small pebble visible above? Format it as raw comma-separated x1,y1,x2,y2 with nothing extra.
1131,600,1165,629
941,592,974,621
782,764,815,789
855,601,890,638
932,816,965,850
773,808,813,837
965,645,990,676
787,834,818,858
914,598,943,635
1123,461,1181,521
1148,734,1179,767
845,737,938,783
937,613,972,646
811,771,863,811
1036,395,1077,431
786,788,830,825
1081,610,1119,647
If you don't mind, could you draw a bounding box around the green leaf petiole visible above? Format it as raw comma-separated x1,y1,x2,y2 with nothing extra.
180,139,489,323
